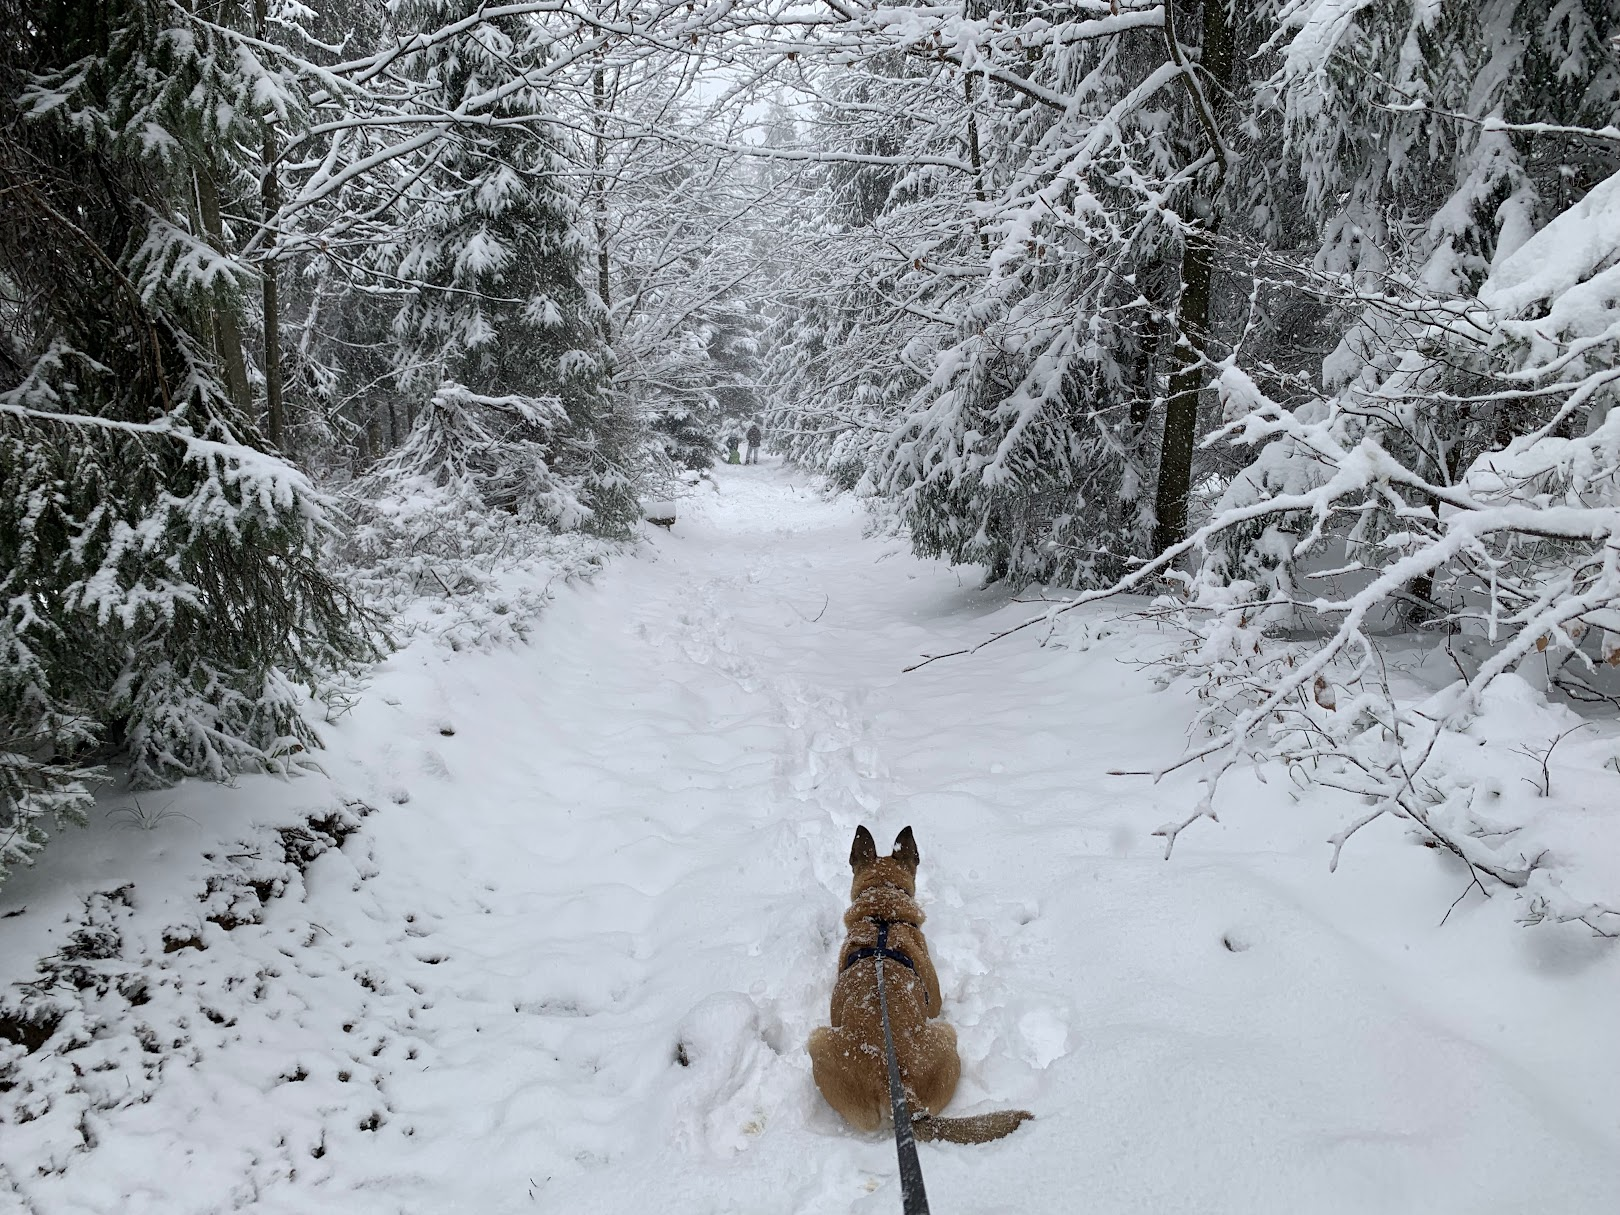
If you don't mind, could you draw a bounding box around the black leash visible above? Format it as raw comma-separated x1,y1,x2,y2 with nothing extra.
872,923,931,1215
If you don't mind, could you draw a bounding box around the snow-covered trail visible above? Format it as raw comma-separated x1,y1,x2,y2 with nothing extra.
5,461,1618,1214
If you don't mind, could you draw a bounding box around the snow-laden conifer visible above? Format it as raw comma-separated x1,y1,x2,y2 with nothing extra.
378,0,639,539
758,2,1294,583
0,0,384,884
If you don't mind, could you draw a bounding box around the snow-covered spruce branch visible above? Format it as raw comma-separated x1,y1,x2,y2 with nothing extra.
0,399,321,509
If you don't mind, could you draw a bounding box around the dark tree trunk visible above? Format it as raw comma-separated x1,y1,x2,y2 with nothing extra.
965,74,990,258
257,0,285,450
1131,309,1162,436
1150,0,1235,558
593,60,612,336
194,164,252,418
1152,235,1215,555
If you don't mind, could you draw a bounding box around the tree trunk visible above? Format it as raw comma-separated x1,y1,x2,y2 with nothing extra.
257,0,285,449
965,74,990,258
262,248,284,447
593,59,613,336
1150,0,1235,558
962,0,990,258
1131,309,1162,436
193,164,253,418
1151,237,1214,555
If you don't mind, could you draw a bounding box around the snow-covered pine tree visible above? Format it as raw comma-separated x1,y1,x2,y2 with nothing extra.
867,13,1171,586
278,258,409,475
648,383,722,473
382,1,639,536
0,0,385,883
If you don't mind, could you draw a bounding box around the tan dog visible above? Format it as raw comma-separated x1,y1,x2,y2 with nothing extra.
808,826,1033,1144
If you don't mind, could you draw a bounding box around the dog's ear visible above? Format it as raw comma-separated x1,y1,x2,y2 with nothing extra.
892,826,920,870
850,825,878,871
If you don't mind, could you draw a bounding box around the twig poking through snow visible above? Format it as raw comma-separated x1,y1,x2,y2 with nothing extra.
1513,724,1592,799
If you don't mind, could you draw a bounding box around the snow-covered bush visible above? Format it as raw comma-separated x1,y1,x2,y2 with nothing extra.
1096,0,1615,911
342,384,615,650
340,473,612,652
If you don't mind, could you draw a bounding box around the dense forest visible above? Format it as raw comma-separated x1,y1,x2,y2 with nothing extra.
4,0,1619,935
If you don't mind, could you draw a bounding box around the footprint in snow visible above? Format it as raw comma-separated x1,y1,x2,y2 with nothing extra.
1013,1006,1070,1070
669,992,781,1156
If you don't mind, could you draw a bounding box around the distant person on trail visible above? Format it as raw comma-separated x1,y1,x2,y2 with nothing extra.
726,431,742,464
745,419,763,465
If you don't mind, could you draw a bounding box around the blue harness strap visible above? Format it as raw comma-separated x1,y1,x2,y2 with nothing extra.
842,919,929,1005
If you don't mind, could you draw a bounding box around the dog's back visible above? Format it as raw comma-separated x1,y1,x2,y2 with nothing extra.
807,826,1031,1143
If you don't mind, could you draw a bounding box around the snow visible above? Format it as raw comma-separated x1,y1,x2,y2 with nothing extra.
1481,165,1620,357
452,229,509,280
4,460,1619,1213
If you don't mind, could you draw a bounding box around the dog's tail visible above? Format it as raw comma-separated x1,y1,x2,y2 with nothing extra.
912,1109,1033,1145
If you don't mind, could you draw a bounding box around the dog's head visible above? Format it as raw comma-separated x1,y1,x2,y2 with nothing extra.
848,825,920,898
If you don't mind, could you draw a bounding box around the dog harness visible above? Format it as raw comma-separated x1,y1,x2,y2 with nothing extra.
842,919,929,1005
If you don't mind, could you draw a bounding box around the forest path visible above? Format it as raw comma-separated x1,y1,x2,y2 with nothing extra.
5,459,1618,1214
319,459,1620,1215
